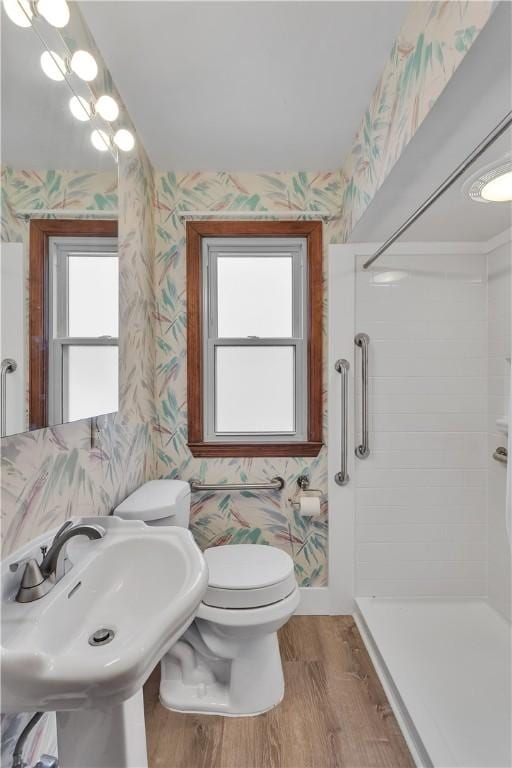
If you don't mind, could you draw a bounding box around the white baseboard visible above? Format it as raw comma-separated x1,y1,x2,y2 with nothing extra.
297,587,331,614
353,604,430,768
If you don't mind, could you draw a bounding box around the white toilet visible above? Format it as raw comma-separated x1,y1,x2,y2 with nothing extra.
114,479,300,716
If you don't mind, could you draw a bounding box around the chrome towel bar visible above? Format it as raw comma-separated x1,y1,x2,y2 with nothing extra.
355,333,370,459
493,447,508,464
334,358,350,486
191,476,285,492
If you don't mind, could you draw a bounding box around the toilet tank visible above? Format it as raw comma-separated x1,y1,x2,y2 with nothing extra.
114,480,191,528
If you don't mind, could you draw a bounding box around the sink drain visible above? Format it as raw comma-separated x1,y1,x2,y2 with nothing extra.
88,628,115,647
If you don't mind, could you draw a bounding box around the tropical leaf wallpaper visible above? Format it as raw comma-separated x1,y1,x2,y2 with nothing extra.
153,170,342,587
338,0,493,239
1,167,118,243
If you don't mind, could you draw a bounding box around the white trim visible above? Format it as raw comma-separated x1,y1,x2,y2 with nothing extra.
353,604,430,768
297,587,332,615
351,233,512,261
15,209,118,220
483,225,512,253
178,210,331,220
327,245,357,615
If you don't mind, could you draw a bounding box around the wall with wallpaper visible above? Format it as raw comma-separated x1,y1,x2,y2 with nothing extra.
153,171,342,587
338,0,494,239
152,0,494,588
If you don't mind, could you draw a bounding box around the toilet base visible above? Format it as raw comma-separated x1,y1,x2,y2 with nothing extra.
159,631,285,717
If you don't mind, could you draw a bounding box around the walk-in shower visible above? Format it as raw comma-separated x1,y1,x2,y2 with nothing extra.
328,14,512,762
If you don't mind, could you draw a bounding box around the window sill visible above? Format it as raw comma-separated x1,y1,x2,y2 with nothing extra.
188,441,323,458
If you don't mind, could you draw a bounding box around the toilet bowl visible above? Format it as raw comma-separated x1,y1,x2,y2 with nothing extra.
115,480,299,716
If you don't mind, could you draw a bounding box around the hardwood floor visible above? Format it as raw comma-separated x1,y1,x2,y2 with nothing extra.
143,616,414,768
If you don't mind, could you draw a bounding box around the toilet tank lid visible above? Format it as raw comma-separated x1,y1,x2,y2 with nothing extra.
114,479,190,521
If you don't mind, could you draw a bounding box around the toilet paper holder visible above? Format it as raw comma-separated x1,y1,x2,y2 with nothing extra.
288,474,323,512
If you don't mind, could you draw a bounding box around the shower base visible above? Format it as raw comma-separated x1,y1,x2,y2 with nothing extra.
355,597,511,768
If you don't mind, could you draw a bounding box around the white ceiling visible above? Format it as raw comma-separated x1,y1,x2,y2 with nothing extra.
1,7,115,171
351,2,512,244
80,0,407,171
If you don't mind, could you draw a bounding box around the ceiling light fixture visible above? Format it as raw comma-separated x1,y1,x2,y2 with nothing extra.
36,0,69,28
468,160,512,203
113,129,135,152
40,50,67,81
69,95,92,122
95,95,119,122
481,170,512,202
70,50,98,82
91,129,111,152
3,0,33,27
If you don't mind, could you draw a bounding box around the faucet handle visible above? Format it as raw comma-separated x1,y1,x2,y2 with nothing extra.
14,558,53,603
10,556,39,573
19,559,44,589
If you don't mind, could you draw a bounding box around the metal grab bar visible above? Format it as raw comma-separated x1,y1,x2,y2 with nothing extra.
334,359,350,486
493,446,508,464
191,476,284,492
355,334,370,459
1,358,17,438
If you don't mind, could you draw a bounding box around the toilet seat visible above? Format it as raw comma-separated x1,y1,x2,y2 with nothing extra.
202,545,296,609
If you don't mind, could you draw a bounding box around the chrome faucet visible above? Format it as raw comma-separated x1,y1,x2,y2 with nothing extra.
11,521,105,603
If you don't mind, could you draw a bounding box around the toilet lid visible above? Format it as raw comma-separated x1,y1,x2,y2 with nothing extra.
202,545,297,609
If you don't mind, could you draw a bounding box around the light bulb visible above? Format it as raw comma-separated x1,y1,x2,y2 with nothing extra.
95,95,119,122
113,129,135,152
40,50,66,81
91,129,110,152
70,50,98,82
69,95,92,122
36,0,69,27
481,170,512,202
3,0,33,27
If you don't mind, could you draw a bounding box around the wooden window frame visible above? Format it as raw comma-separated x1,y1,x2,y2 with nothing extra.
29,218,118,430
186,220,323,458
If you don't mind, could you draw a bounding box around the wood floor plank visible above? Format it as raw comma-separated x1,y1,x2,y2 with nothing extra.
144,616,414,768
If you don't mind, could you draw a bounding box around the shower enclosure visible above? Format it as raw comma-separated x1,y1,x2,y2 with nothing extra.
327,53,512,766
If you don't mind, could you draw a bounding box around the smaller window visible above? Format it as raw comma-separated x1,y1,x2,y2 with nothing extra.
187,221,323,458
48,236,119,424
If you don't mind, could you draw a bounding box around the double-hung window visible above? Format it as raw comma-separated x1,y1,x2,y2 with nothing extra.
48,235,119,425
187,221,323,457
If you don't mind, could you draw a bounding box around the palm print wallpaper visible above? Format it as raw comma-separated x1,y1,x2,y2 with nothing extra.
0,0,494,764
338,0,493,238
153,171,343,587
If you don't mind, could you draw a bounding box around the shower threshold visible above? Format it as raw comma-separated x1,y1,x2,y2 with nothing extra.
354,597,511,768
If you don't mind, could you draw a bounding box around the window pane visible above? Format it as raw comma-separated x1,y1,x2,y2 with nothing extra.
68,255,118,336
217,256,292,337
215,346,294,433
65,345,118,421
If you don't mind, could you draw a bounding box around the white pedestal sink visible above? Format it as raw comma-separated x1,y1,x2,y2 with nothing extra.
1,516,208,767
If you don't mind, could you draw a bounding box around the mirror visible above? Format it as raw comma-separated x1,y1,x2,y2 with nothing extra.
1,9,119,437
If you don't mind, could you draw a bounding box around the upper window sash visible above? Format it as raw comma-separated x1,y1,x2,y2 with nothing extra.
203,237,307,342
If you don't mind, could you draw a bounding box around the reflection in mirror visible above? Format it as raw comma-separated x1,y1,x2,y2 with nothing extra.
1,7,118,437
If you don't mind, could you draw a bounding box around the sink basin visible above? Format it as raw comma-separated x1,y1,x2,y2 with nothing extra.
1,515,208,714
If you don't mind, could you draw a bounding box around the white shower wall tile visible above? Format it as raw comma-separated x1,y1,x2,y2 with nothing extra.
487,235,511,620
355,248,489,598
